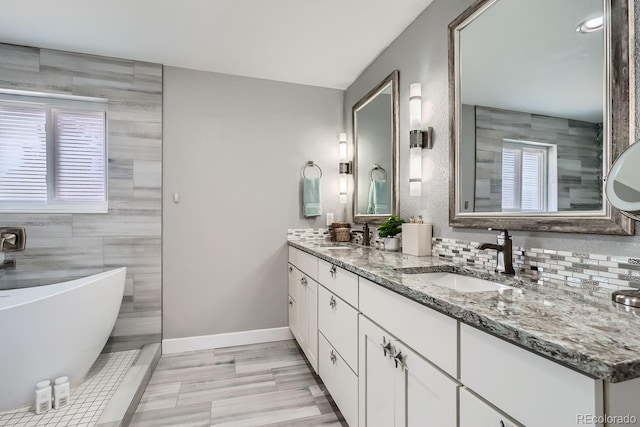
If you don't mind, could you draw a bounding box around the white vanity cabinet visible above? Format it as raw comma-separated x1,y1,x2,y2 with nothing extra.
295,269,318,373
359,315,458,427
459,388,519,427
287,247,318,374
460,323,603,427
317,261,360,426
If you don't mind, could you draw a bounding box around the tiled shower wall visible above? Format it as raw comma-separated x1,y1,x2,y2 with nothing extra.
473,105,602,212
0,43,162,351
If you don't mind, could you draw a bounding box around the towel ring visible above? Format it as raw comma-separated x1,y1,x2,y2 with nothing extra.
370,164,387,182
302,161,323,179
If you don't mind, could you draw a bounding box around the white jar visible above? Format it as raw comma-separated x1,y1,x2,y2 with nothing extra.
35,380,52,414
53,376,70,409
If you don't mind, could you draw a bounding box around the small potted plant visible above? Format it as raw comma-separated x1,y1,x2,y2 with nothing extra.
377,215,405,252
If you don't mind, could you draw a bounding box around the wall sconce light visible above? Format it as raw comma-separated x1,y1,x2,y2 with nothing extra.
339,132,352,203
409,83,433,197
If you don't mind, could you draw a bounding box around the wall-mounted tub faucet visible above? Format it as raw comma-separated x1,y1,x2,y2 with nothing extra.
0,227,26,270
477,228,515,275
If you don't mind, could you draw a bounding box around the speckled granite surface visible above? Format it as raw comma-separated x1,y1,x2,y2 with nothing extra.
288,240,640,383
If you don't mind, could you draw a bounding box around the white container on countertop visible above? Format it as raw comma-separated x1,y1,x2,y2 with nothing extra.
402,222,432,256
53,376,70,409
35,380,52,414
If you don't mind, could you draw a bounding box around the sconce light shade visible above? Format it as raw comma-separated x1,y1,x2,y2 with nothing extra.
408,82,433,196
409,146,422,197
409,83,422,132
339,133,347,162
338,132,351,204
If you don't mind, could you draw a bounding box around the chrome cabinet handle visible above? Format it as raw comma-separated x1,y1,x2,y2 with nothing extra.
499,421,505,427
380,336,391,357
289,266,293,273
330,350,337,365
289,299,293,306
329,295,336,308
330,265,337,277
300,277,307,285
392,348,403,369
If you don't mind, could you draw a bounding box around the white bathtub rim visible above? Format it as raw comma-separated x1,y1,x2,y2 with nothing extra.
0,267,126,311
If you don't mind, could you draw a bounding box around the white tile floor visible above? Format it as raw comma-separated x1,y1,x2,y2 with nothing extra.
0,350,139,427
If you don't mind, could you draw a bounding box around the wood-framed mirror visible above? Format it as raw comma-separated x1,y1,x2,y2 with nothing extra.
448,0,634,235
352,70,400,224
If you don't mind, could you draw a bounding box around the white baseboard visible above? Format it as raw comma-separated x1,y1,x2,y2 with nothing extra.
162,326,293,355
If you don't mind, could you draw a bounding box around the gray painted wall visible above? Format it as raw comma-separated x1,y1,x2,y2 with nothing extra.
163,67,343,339
0,43,162,351
344,0,640,256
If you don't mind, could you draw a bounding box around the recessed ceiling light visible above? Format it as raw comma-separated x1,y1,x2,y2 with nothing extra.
576,16,604,34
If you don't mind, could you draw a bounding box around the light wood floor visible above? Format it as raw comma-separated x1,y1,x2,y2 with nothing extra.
130,340,346,427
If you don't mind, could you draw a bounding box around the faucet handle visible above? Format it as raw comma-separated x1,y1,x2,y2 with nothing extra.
488,228,511,239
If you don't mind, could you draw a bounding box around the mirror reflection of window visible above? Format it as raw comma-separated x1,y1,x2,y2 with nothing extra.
501,140,556,212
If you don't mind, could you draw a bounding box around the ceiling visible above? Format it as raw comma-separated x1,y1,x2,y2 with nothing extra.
459,0,603,122
0,0,433,90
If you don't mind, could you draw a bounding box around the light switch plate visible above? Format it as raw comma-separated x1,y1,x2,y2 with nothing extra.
326,212,334,226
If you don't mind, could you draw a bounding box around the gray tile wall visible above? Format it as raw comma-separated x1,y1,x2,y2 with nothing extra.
473,105,602,212
0,43,162,352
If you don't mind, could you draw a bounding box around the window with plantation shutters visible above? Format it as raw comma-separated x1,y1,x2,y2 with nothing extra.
0,91,107,213
501,140,549,212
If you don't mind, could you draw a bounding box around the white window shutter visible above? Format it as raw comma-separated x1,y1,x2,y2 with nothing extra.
501,147,518,210
0,104,47,201
52,109,106,202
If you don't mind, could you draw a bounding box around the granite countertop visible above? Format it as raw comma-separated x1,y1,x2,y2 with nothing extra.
288,240,640,383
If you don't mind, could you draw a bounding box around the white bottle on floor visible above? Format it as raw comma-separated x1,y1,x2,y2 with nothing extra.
35,380,52,414
53,376,70,409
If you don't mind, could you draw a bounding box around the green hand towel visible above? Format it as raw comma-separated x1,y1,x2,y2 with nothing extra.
303,177,322,217
367,179,389,214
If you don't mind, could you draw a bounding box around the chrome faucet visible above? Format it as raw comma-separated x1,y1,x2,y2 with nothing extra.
477,228,515,275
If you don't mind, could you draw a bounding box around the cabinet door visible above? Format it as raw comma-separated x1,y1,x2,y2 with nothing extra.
288,296,298,340
459,388,519,427
295,270,308,349
394,340,458,427
359,315,397,427
306,278,318,374
288,263,297,301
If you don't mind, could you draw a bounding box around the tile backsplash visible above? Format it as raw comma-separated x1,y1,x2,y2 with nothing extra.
432,237,638,295
287,229,639,296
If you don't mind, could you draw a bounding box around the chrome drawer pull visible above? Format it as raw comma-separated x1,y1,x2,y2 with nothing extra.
330,265,337,277
300,277,307,285
329,295,337,308
392,348,403,369
380,336,391,357
330,350,337,365
288,266,293,273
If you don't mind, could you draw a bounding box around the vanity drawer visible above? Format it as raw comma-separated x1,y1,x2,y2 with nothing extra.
459,388,519,427
318,259,358,308
359,278,458,377
296,250,318,281
318,285,359,373
288,246,297,265
319,333,358,427
460,323,603,427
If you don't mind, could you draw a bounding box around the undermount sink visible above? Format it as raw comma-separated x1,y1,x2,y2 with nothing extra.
410,272,517,293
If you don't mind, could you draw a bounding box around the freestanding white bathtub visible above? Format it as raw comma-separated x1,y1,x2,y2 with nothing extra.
0,267,126,412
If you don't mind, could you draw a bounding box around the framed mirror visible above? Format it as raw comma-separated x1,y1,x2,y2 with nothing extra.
449,0,633,235
352,70,399,223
